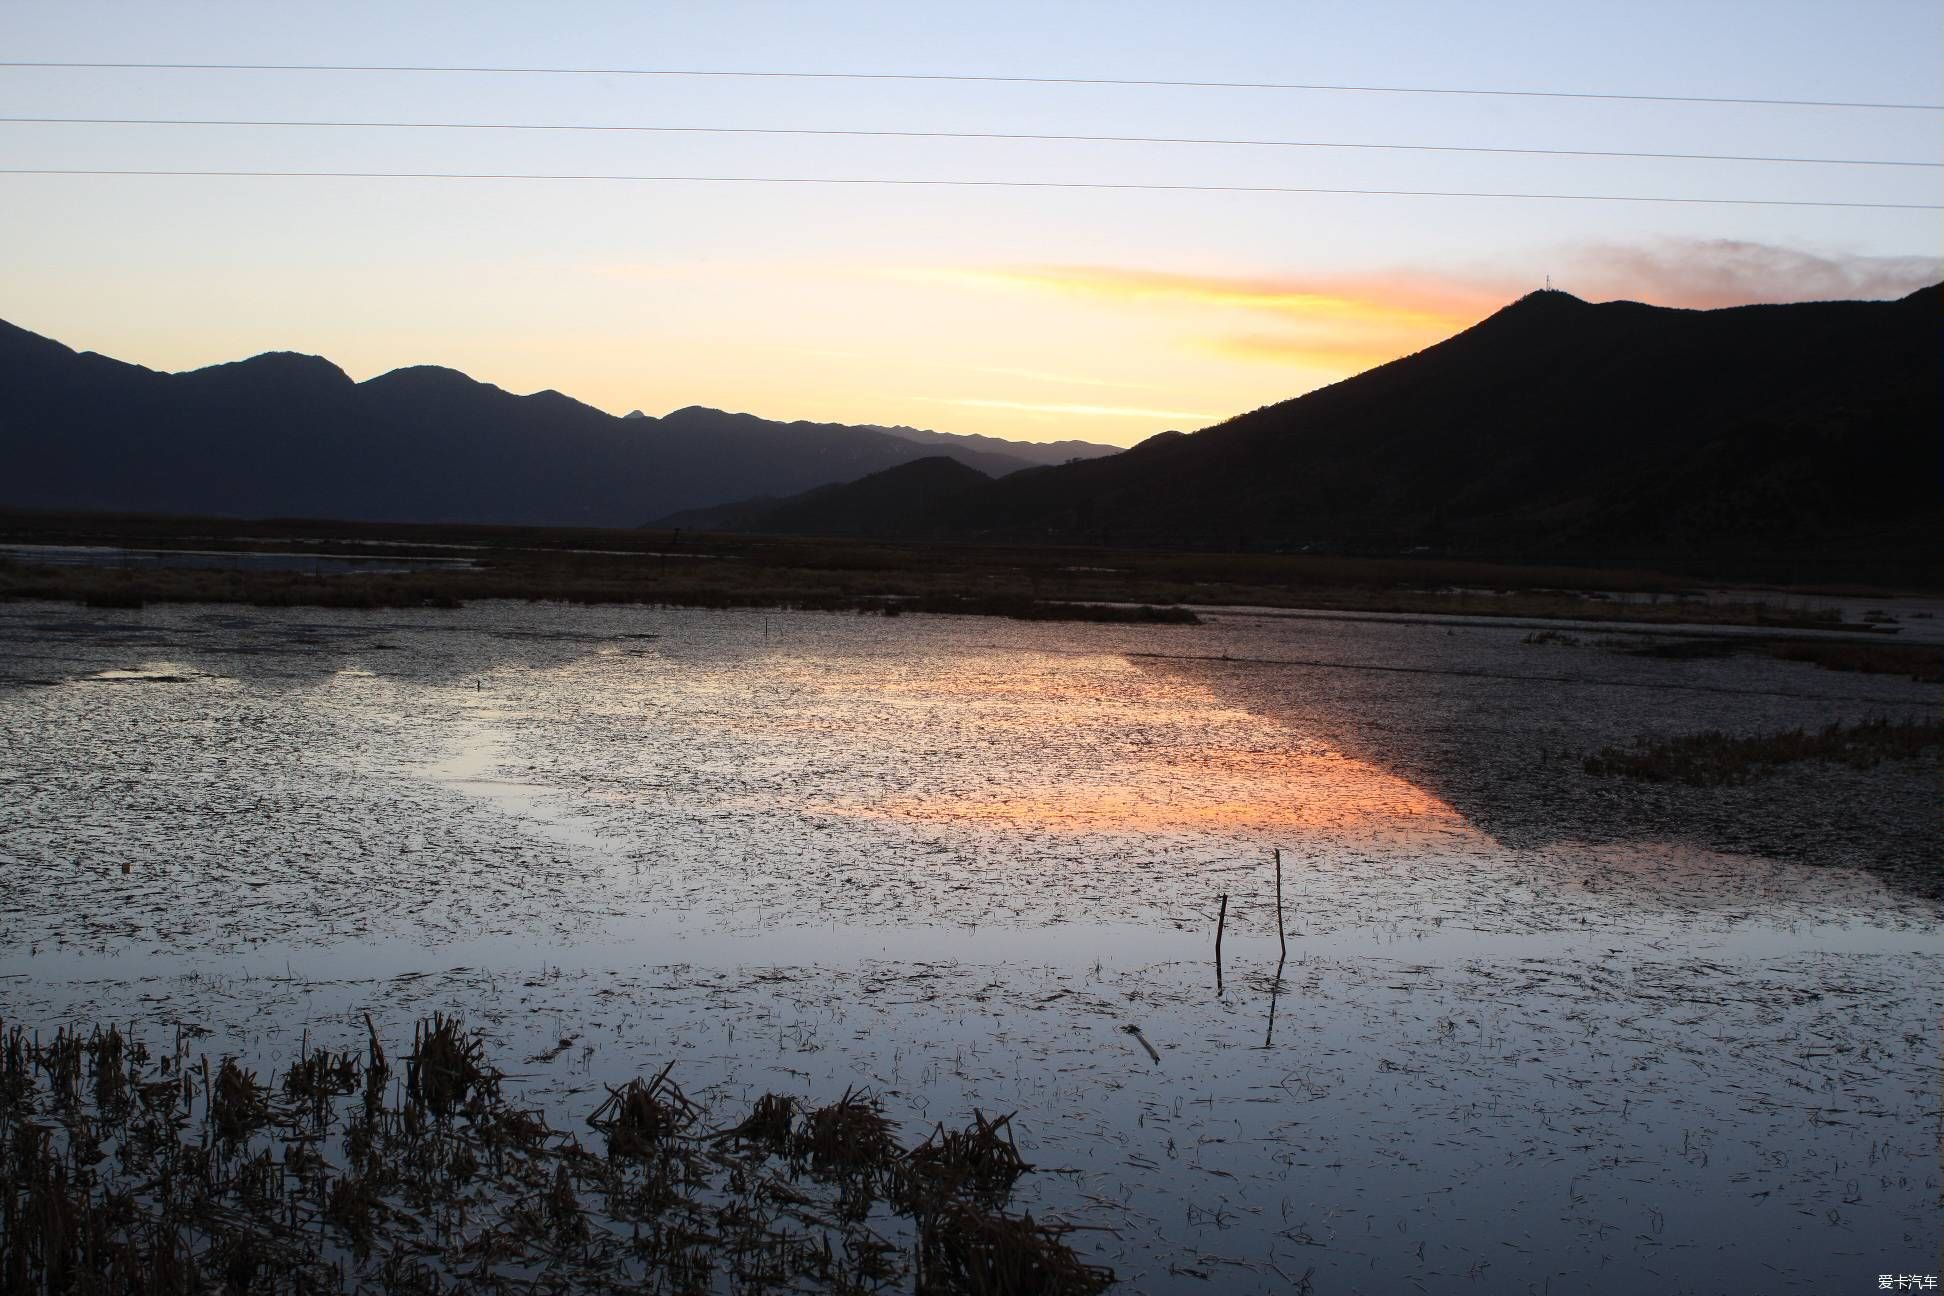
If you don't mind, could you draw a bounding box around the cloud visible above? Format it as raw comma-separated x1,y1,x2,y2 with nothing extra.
960,363,1177,393
1562,239,1940,310
903,241,1940,385
904,263,1517,378
929,265,1501,328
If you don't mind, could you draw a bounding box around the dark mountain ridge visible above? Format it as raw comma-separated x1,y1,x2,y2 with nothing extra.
662,455,992,537
0,321,1116,526
677,286,1941,569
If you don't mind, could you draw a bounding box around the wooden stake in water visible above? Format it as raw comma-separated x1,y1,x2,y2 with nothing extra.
1274,848,1287,962
1214,893,1228,992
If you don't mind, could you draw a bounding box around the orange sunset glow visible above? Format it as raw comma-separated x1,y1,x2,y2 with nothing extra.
852,743,1479,842
794,652,1485,844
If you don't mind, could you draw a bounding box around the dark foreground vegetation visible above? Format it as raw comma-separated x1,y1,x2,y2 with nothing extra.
1584,717,1944,787
1,510,1915,630
0,1014,1114,1295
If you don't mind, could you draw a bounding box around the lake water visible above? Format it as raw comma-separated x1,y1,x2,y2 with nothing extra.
0,600,1936,1293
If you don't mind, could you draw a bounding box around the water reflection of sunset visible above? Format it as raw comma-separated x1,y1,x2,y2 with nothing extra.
831,653,1479,843
859,746,1475,840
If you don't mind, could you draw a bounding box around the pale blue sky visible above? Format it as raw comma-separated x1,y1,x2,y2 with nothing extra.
2,1,1938,442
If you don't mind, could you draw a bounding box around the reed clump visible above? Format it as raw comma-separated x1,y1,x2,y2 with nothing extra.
404,1012,496,1118
0,1014,1115,1294
209,1059,270,1144
916,1202,1116,1296
1584,717,1944,786
902,1109,1032,1204
285,1047,360,1109
589,1062,699,1158
715,1092,797,1154
1627,634,1944,682
793,1086,900,1176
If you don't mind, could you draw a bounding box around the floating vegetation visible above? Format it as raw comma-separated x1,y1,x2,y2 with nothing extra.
1584,717,1944,786
0,1015,1113,1294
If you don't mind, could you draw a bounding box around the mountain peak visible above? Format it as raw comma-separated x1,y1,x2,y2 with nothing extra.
663,405,741,424
1504,288,1590,314
183,351,351,388
362,364,489,393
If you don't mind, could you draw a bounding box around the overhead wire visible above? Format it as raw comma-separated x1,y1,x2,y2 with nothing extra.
2,60,1940,112
2,115,1933,169
1,169,1933,210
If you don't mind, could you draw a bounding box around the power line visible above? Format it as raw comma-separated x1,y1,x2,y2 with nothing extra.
5,115,1934,170
3,61,1939,112
2,168,1934,210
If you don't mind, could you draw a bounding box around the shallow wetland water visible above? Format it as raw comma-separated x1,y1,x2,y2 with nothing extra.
0,600,1938,1292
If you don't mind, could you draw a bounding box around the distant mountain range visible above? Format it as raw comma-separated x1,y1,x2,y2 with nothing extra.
0,321,1117,526
661,455,995,537
666,286,1942,566
5,286,1936,570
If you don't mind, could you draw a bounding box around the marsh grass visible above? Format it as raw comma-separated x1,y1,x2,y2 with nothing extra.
404,1011,496,1118
1584,718,1944,786
795,1086,901,1177
902,1110,1032,1205
916,1203,1114,1296
715,1092,797,1155
0,510,1891,630
1627,636,1944,681
589,1061,699,1157
0,1015,1115,1294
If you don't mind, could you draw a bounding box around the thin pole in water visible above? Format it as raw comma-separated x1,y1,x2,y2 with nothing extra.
1214,893,1228,993
1267,849,1288,1045
1274,848,1287,963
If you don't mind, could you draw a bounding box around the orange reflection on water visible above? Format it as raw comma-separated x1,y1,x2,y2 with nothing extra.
859,744,1476,841
666,646,1483,843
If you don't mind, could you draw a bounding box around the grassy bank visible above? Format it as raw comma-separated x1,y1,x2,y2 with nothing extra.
0,510,1903,630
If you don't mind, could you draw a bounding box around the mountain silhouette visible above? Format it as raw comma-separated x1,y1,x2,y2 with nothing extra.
662,455,993,537
0,321,1115,526
673,287,1941,568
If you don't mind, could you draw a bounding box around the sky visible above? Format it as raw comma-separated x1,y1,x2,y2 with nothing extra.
1,1,1938,446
